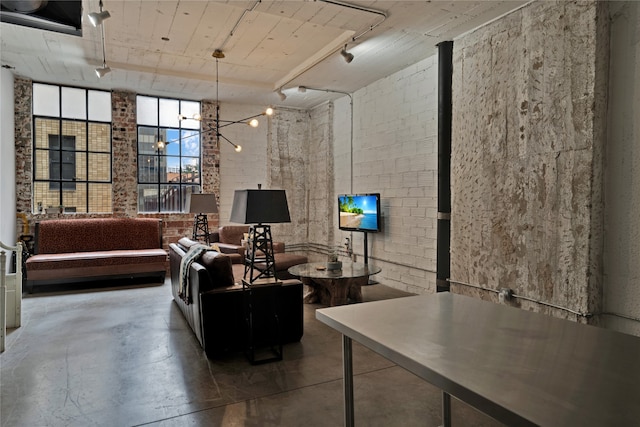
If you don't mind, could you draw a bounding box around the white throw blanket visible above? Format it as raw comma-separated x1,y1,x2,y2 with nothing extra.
179,243,209,304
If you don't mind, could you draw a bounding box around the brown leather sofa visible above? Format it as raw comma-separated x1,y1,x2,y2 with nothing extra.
25,218,167,292
209,225,308,279
169,237,303,358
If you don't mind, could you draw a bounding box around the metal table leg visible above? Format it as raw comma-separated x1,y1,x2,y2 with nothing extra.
442,391,452,427
343,335,354,427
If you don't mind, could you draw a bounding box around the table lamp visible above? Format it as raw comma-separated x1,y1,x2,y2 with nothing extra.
186,193,218,245
230,185,290,282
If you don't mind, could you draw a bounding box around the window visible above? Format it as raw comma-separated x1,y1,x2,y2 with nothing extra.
48,135,76,190
136,96,201,213
32,83,112,213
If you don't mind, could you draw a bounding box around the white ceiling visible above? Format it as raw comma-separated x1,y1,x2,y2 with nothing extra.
0,0,527,109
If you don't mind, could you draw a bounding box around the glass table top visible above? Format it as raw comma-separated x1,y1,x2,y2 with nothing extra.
288,262,381,279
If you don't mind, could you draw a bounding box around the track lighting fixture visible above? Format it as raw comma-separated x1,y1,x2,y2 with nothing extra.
88,0,110,26
91,0,111,78
277,87,287,101
340,45,354,63
95,64,111,78
88,10,110,26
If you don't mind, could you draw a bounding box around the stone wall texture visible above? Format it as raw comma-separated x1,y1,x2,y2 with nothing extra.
14,78,32,225
450,0,609,322
268,108,309,248
306,103,335,254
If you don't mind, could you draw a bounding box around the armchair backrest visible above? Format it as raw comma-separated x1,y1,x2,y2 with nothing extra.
218,226,249,245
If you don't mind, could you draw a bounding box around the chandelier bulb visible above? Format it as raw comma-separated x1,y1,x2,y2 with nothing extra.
265,107,274,116
235,144,242,152
249,119,259,128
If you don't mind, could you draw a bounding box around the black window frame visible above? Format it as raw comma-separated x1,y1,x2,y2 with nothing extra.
32,83,112,213
136,95,202,213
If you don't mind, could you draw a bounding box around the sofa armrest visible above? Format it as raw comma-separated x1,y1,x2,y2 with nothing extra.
272,242,285,253
215,242,245,257
209,230,220,243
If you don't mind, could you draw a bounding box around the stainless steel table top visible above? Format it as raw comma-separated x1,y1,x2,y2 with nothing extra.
316,293,640,426
288,262,381,279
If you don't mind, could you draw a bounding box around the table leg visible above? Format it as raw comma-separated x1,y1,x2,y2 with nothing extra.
442,391,451,427
331,279,349,306
343,334,354,427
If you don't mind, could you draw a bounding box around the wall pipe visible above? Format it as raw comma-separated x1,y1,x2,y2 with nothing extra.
436,41,453,293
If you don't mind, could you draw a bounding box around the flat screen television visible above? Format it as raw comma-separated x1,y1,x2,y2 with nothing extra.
338,193,381,232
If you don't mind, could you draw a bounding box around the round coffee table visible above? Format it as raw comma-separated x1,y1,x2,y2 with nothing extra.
288,262,381,306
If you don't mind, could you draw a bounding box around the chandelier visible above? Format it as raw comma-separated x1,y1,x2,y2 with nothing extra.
178,49,273,152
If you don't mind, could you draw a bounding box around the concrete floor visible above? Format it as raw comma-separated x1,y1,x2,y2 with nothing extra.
1,280,503,427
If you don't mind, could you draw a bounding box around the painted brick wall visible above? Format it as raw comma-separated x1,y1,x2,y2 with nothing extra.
218,102,269,224
450,0,608,322
332,57,440,294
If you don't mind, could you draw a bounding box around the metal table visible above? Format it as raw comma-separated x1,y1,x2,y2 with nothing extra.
316,293,640,426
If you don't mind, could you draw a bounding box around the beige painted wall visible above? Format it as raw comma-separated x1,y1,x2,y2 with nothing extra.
0,68,16,263
604,1,640,335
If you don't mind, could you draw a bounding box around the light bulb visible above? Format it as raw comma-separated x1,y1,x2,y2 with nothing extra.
265,107,274,116
235,145,242,152
249,119,259,128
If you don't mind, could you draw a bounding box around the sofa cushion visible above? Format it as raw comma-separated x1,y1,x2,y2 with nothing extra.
36,218,162,254
198,251,235,290
26,249,167,270
177,237,235,290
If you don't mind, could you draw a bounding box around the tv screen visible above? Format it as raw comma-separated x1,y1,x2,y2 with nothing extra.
338,193,381,232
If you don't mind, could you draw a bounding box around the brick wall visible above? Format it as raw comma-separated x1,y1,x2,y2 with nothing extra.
14,84,219,251
334,57,440,294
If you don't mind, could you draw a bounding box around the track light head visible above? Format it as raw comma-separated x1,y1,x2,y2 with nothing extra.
95,65,111,78
88,10,111,26
340,46,354,63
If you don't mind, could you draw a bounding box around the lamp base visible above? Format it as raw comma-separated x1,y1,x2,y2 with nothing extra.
244,224,276,283
192,214,210,245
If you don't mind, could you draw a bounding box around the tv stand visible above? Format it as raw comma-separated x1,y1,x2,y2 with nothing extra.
362,232,377,285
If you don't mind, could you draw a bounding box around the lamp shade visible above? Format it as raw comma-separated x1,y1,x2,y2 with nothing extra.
187,193,218,214
230,189,290,224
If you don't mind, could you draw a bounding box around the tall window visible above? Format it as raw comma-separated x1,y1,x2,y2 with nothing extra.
33,83,112,213
136,96,201,213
